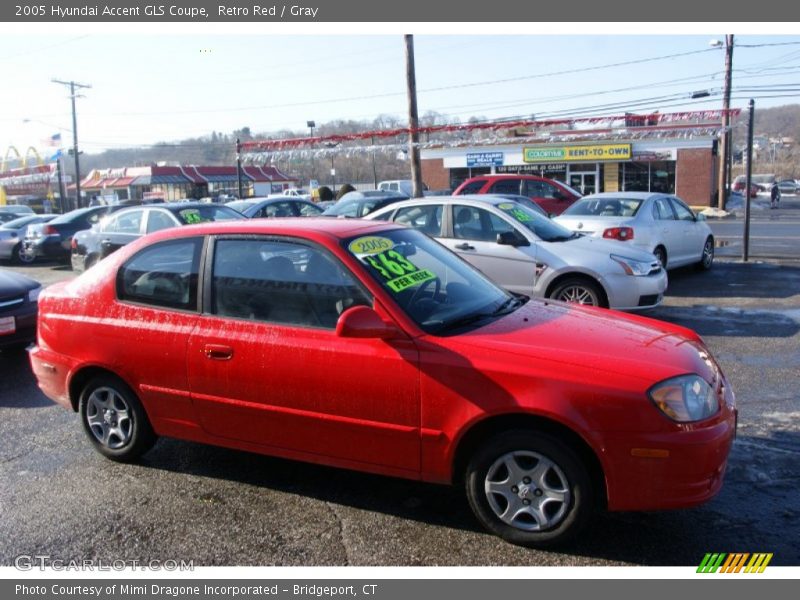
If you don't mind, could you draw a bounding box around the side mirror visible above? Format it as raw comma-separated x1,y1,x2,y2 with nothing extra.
336,306,398,339
496,231,530,247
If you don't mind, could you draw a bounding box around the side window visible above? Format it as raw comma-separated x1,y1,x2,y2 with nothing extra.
488,180,521,195
370,210,394,222
104,210,144,234
652,198,676,220
457,181,485,195
298,203,322,217
118,239,200,310
394,205,443,236
453,205,513,242
670,198,695,222
334,201,360,218
212,239,371,329
264,201,295,218
146,210,177,234
389,183,399,191
539,183,560,199
524,180,546,198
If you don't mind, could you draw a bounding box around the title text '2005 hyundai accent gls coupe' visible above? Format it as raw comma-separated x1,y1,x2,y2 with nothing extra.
29,218,736,547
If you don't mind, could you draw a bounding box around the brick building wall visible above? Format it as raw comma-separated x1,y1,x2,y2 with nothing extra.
421,159,450,190
676,148,717,206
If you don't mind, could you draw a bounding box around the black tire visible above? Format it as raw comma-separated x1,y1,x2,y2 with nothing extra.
465,430,593,547
548,277,606,307
696,236,714,271
653,246,668,269
15,243,35,265
78,375,157,462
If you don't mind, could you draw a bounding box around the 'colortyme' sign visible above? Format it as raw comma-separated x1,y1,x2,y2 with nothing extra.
523,144,632,163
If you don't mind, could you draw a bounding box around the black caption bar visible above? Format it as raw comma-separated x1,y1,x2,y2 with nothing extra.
3,0,800,22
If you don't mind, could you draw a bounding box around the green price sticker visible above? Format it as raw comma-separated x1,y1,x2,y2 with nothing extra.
182,211,202,224
363,249,436,293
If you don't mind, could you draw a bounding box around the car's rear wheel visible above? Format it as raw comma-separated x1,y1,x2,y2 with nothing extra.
465,431,593,547
653,246,667,269
78,375,157,462
16,243,35,264
697,237,714,271
549,277,605,307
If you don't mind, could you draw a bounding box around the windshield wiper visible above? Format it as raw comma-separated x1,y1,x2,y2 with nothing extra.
436,296,525,333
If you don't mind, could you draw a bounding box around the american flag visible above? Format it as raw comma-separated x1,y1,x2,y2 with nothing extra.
43,133,62,147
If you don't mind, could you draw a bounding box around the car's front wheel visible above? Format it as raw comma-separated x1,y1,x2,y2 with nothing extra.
548,277,605,307
78,375,157,462
697,237,714,271
465,430,593,547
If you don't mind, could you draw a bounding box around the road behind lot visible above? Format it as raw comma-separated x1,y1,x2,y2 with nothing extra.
0,218,798,566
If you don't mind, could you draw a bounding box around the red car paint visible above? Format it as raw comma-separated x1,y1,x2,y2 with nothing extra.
30,218,735,515
453,174,581,215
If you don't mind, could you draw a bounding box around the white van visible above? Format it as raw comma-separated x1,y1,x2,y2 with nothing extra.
377,180,428,197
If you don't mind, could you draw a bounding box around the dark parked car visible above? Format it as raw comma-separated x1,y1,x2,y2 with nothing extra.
0,268,41,350
71,202,243,273
22,205,130,263
226,197,323,218
321,191,409,218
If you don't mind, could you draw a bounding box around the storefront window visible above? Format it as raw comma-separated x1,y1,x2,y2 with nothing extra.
621,162,675,193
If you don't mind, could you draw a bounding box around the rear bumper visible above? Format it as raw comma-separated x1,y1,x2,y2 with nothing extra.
28,345,75,409
24,237,68,260
600,412,736,511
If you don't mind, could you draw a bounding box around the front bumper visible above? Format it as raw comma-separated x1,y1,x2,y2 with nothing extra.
603,269,668,311
0,302,37,349
599,411,737,511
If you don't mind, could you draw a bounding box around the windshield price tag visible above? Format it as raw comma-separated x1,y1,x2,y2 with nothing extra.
181,211,203,224
349,236,436,293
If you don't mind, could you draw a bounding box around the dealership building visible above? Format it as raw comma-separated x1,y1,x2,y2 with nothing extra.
420,124,720,206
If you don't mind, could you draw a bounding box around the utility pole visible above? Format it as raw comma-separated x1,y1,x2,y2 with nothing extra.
716,35,734,210
52,79,91,208
404,35,424,198
55,155,67,213
236,138,244,199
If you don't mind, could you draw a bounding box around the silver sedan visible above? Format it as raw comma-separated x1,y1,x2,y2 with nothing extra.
0,214,57,264
554,192,714,270
367,196,667,311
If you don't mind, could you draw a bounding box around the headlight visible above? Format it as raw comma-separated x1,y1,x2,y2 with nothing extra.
610,254,651,276
27,286,42,303
648,375,719,422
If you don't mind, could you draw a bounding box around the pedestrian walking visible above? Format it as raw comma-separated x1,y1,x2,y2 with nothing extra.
770,182,781,209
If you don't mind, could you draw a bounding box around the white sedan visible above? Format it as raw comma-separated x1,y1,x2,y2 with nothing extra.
554,192,714,270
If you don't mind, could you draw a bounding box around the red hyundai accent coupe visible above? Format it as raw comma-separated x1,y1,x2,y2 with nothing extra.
29,218,736,547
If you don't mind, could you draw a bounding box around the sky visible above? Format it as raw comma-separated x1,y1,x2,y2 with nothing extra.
1,28,800,160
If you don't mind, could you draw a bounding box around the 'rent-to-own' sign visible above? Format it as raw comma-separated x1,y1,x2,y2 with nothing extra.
523,144,631,163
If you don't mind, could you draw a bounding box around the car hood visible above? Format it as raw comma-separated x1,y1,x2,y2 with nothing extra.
0,269,40,296
444,299,711,386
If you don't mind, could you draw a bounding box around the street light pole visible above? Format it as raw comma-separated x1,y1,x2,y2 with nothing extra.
52,79,91,208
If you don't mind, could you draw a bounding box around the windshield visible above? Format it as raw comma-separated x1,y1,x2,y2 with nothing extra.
561,197,643,218
1,215,41,229
344,228,517,335
175,205,244,224
226,200,257,213
495,202,576,242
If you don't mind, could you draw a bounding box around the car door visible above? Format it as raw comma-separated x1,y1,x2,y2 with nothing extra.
669,196,705,264
439,204,537,296
186,236,422,473
650,196,684,266
97,209,146,258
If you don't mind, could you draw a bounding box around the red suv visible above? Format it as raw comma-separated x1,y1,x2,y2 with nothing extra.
454,174,581,215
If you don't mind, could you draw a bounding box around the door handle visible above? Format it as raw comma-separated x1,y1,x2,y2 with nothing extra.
454,243,475,250
204,344,233,360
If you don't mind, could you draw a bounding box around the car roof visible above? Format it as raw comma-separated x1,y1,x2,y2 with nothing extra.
367,196,514,214
141,217,406,243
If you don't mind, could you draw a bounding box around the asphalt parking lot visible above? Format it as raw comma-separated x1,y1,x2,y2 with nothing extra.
1,208,798,567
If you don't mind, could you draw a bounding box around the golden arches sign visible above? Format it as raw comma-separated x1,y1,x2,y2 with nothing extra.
1,145,44,171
